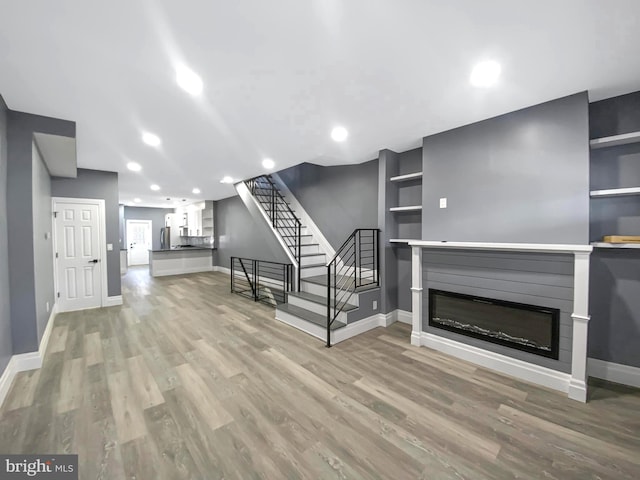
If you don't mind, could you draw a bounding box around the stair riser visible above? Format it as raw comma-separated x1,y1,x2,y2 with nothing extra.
300,255,326,267
300,244,320,255
299,281,360,307
299,265,326,278
287,296,349,323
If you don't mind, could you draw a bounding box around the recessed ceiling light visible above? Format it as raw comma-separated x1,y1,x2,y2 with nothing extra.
150,184,160,191
331,126,348,142
262,158,275,169
220,176,234,184
176,64,203,95
127,162,142,172
192,188,201,194
142,132,161,147
470,60,501,87
134,198,141,203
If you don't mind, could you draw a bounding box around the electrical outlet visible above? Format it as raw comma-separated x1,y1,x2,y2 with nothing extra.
373,300,377,310
439,197,447,208
46,301,50,313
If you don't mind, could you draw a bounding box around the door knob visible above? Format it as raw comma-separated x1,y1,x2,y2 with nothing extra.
88,259,99,264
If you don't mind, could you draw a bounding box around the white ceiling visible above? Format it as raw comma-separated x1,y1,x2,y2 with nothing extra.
2,0,640,207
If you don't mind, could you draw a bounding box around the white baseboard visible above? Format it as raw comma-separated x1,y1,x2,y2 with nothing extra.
0,351,42,409
213,266,231,275
39,303,58,357
588,358,640,389
396,309,412,325
105,295,123,307
377,311,396,327
275,310,392,345
419,332,572,395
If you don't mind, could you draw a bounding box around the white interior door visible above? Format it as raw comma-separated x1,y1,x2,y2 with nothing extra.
127,220,152,265
54,201,103,312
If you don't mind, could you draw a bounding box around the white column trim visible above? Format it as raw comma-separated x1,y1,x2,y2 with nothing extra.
410,246,423,346
568,252,591,402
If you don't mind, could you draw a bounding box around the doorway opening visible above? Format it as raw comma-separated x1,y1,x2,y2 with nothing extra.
126,220,153,266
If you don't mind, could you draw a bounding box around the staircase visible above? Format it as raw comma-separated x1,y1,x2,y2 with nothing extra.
241,175,381,346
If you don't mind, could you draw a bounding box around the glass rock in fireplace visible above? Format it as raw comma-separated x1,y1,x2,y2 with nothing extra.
428,289,560,359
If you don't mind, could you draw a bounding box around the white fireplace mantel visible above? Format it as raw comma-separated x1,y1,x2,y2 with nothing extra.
401,239,593,403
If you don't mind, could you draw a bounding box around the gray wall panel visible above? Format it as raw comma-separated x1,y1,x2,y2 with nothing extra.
278,160,378,250
51,169,121,297
422,92,590,244
213,195,289,269
123,206,174,250
7,110,75,354
32,143,54,344
589,247,640,367
0,94,11,375
422,250,574,373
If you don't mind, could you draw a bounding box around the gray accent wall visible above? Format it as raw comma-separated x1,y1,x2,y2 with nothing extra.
32,143,54,344
213,195,289,269
51,169,121,297
0,94,11,376
278,160,378,250
422,250,574,373
123,206,174,250
7,110,75,354
422,92,590,244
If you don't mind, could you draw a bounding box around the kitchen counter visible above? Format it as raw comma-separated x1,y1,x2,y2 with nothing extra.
149,247,215,252
149,248,215,277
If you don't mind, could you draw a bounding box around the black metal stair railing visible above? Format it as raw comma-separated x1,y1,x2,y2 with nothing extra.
231,256,293,306
245,175,302,290
326,229,380,347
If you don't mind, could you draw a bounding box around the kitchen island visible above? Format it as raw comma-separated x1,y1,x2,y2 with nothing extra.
148,247,215,277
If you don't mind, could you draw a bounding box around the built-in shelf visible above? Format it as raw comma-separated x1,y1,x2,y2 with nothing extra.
389,171,423,182
591,242,640,249
590,187,640,198
590,131,640,149
389,205,422,212
389,239,417,244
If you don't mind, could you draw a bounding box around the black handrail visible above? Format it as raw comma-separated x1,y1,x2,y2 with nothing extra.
231,256,293,306
245,175,302,290
326,228,380,347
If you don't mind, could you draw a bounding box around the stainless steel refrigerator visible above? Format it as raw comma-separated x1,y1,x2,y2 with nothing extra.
160,227,171,249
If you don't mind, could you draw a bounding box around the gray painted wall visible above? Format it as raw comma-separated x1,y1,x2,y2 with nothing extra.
123,206,174,250
0,94,11,376
422,92,590,244
51,169,121,297
32,143,54,344
213,195,289,269
7,110,75,354
588,91,640,368
422,250,574,373
278,160,378,250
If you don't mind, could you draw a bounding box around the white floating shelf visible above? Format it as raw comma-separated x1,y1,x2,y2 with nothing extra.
591,242,640,249
389,205,422,212
389,172,423,182
590,131,640,149
590,187,640,198
389,239,416,244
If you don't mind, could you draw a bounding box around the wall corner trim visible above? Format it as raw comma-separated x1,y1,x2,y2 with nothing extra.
588,358,640,389
38,304,58,358
105,295,123,307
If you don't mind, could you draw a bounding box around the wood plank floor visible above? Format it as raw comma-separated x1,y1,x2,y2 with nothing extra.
1,267,639,479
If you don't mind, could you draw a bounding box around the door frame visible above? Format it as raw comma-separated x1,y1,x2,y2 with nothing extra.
125,219,153,265
52,197,109,312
